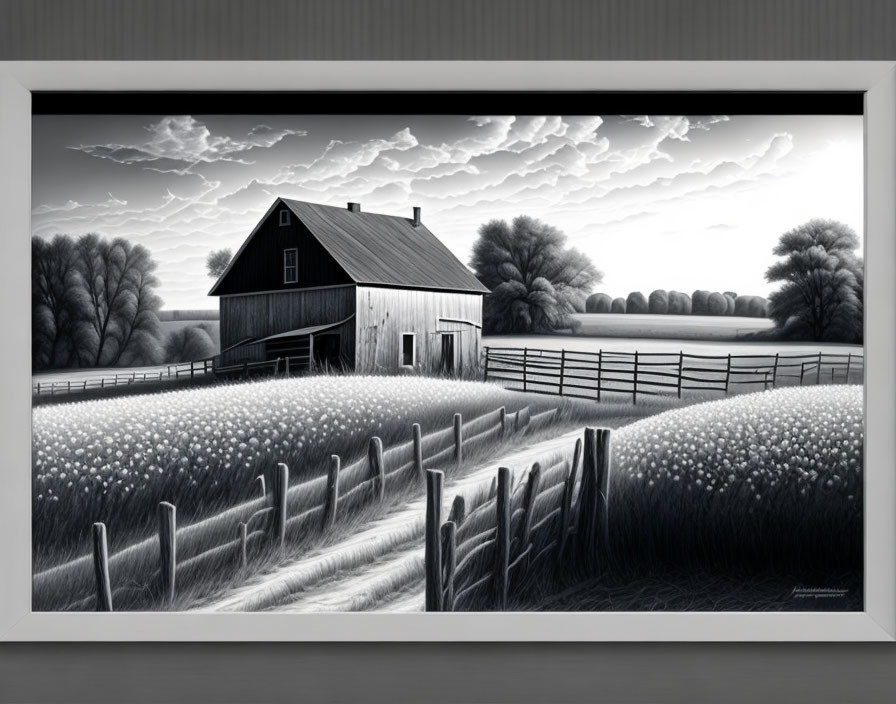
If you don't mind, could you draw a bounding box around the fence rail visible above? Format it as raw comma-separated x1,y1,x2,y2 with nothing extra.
38,403,558,612
484,346,863,404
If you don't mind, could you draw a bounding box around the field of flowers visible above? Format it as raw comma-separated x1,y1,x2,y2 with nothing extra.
32,375,556,557
607,385,863,572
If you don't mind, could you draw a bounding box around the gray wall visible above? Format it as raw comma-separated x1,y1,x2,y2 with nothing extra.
4,2,895,703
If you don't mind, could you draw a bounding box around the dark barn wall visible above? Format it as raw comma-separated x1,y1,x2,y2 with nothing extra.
219,286,356,365
355,286,483,374
212,203,353,296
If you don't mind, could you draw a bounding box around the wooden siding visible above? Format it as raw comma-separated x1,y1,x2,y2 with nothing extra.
219,286,356,366
354,286,483,374
212,205,353,296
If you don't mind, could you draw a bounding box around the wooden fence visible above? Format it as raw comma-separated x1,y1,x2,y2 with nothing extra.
484,346,863,404
425,426,607,612
37,404,555,612
33,358,215,397
33,353,319,399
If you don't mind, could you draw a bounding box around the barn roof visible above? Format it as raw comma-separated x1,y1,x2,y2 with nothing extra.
209,198,489,295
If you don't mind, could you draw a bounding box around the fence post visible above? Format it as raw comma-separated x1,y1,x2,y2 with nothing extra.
517,463,542,559
499,406,506,436
677,351,683,398
724,354,732,395
242,361,248,379
369,437,385,501
158,501,176,605
799,361,806,385
92,522,113,612
494,466,511,609
772,353,780,388
323,455,340,529
575,428,611,575
483,346,490,382
411,423,424,482
597,350,603,402
453,413,463,472
558,437,583,566
238,522,248,570
271,463,288,549
632,351,639,405
285,357,290,378
424,469,444,612
190,363,195,380
520,347,529,392
559,349,566,397
441,521,457,612
816,353,822,384
256,474,266,501
448,494,466,528
846,353,852,383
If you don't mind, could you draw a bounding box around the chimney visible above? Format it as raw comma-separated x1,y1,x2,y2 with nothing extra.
347,202,361,212
412,206,421,226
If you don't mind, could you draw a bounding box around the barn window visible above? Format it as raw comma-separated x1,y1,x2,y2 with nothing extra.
283,248,298,284
401,333,416,367
279,209,291,226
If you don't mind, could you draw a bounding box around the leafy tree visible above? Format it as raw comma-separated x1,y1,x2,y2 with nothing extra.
585,292,612,313
610,297,627,314
668,291,691,315
691,289,710,315
706,292,727,315
765,219,862,342
625,291,648,314
164,325,216,363
206,248,232,279
471,216,600,334
32,234,164,369
723,293,736,315
648,289,669,314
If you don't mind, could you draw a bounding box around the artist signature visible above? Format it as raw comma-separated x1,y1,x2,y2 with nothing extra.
791,587,850,599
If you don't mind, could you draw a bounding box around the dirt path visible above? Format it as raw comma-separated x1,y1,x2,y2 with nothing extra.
200,428,582,613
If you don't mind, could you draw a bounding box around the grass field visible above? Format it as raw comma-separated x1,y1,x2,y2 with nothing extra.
571,313,774,340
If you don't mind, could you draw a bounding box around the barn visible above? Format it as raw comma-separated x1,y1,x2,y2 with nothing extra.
209,198,489,375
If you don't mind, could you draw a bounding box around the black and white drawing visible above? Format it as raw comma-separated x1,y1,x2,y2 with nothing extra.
31,103,864,613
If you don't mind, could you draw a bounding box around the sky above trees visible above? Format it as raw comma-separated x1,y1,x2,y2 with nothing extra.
32,113,862,310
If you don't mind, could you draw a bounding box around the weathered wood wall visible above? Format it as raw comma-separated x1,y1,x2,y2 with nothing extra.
219,286,356,365
212,203,353,296
355,286,483,374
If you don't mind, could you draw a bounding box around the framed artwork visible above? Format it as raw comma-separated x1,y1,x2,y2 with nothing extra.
1,61,894,641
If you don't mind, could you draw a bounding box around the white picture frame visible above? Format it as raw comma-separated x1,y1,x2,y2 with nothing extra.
1,60,893,642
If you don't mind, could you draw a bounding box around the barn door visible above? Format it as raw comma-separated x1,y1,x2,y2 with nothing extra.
439,333,455,376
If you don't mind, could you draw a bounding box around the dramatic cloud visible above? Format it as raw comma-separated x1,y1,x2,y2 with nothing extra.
33,113,863,309
70,116,307,165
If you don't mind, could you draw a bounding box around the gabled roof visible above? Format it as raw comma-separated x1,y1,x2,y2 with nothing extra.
209,198,489,295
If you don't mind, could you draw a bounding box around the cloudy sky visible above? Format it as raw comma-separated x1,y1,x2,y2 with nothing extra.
32,112,863,310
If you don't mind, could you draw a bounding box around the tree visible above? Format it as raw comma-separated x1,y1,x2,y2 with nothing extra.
610,297,627,314
585,292,612,313
668,291,691,315
692,290,710,315
626,291,648,314
206,248,232,279
75,234,164,367
706,292,727,315
723,293,736,315
471,216,600,334
648,289,669,314
765,219,863,342
164,325,216,363
32,235,90,369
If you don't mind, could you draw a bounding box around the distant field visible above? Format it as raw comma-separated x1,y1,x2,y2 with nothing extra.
571,313,774,340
